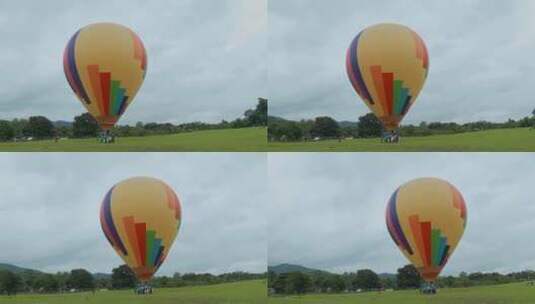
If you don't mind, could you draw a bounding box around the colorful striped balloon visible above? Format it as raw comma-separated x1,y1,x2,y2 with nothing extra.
346,23,428,131
386,178,466,282
100,177,181,282
64,23,147,130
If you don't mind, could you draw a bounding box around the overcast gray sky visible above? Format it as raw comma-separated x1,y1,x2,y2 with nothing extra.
268,0,535,123
268,153,535,276
0,153,266,275
0,0,266,124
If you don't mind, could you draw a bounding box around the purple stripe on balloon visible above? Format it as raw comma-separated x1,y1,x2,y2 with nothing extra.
67,30,90,104
154,246,165,269
387,189,414,255
102,187,128,255
348,32,374,104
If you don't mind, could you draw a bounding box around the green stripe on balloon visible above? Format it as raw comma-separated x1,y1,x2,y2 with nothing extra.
146,230,155,267
431,229,441,266
151,238,162,266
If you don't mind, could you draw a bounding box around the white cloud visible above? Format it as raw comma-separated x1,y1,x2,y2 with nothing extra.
0,0,266,124
0,153,267,275
268,0,535,123
268,153,535,275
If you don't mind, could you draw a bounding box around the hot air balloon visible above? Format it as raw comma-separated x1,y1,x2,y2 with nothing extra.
63,23,147,131
346,23,429,132
386,178,466,286
100,177,181,282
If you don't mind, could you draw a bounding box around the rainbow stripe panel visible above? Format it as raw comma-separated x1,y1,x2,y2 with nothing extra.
63,23,147,130
385,178,467,282
346,23,429,130
100,177,181,282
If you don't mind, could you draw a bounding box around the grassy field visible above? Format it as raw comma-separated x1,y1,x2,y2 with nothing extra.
0,127,267,152
0,280,266,304
268,282,535,304
268,128,535,152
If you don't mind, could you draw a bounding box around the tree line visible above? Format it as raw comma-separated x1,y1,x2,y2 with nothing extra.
0,264,266,296
268,264,535,295
0,98,267,142
268,109,535,142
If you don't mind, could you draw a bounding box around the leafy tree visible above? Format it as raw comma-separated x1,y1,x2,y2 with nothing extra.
23,116,55,139
73,113,99,138
10,118,28,138
286,272,310,294
357,113,382,137
396,264,421,289
310,116,340,138
0,120,14,141
0,270,22,295
244,98,268,126
111,265,137,289
272,273,288,294
354,269,381,290
267,271,276,288
35,274,59,293
66,269,94,291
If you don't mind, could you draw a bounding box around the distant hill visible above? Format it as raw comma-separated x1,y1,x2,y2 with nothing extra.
0,263,111,278
338,121,359,128
53,120,73,128
268,116,358,128
268,264,329,275
378,273,396,279
268,264,396,279
0,263,42,274
93,272,112,280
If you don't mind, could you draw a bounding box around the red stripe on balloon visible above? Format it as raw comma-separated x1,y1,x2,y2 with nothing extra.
135,223,147,267
421,222,432,267
382,73,394,115
100,72,111,116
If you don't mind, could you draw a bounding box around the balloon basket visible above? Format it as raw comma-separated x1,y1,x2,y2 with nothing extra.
98,130,115,144
420,282,437,295
381,130,400,144
135,284,153,295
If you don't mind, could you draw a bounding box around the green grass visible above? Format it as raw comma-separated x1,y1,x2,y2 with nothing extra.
0,127,267,152
268,282,535,304
0,280,266,304
268,128,535,152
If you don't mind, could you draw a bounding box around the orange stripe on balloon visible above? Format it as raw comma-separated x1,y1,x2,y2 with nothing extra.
87,65,105,116
370,65,387,116
131,30,147,71
409,215,426,263
123,216,142,267
450,184,467,221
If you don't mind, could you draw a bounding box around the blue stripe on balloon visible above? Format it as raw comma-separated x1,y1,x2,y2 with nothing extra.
150,239,162,266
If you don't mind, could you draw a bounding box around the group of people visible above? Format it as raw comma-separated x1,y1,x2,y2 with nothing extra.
135,285,153,295
99,132,116,144
382,131,400,143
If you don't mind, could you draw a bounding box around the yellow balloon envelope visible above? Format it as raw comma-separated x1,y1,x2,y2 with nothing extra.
100,177,181,282
64,23,147,130
346,23,428,130
386,178,466,282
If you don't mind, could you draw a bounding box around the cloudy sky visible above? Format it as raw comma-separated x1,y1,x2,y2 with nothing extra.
268,153,535,276
269,0,535,123
0,0,266,124
0,153,266,275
